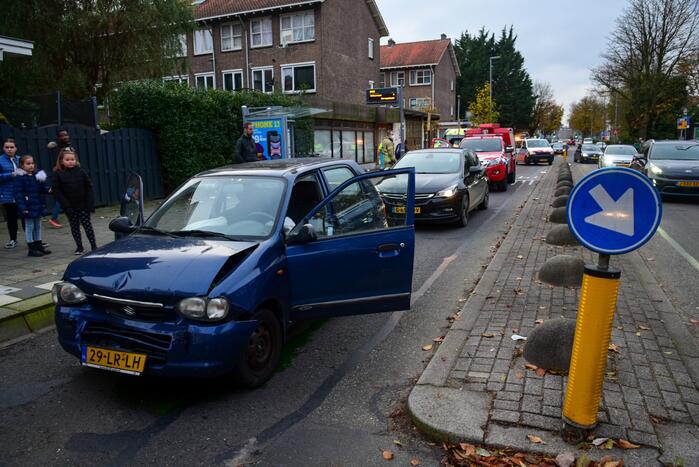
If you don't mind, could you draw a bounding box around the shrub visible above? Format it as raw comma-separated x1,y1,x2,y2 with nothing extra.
109,80,306,190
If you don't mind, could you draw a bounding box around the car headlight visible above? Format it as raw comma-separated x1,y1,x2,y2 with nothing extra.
648,164,662,175
435,185,458,198
582,153,589,158
177,297,229,321
52,282,87,304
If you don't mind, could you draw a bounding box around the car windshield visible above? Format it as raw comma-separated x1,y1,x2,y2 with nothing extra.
553,143,563,148
394,151,461,174
145,176,286,238
651,143,699,161
605,145,636,156
460,138,502,152
527,140,549,148
582,144,599,151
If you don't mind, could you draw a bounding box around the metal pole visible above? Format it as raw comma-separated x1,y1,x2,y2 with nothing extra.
399,86,405,150
489,56,501,116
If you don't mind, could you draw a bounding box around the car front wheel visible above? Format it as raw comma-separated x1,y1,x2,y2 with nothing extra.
508,165,516,184
455,194,469,227
234,308,282,388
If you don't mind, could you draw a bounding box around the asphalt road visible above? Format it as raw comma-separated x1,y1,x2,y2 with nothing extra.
0,161,551,467
572,161,699,339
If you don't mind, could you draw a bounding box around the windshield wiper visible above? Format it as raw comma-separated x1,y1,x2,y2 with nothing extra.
169,229,246,241
136,225,178,238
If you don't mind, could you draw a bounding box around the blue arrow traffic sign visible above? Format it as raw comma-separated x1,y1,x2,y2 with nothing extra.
567,167,662,255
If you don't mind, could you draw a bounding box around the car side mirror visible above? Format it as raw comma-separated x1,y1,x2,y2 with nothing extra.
287,223,318,245
632,156,648,168
109,216,136,234
469,166,482,175
505,146,514,153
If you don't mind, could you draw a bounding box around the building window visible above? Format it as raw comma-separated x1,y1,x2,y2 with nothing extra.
281,62,316,93
163,75,189,85
221,23,242,51
223,70,243,91
252,67,274,93
250,17,273,47
193,28,213,55
368,38,374,59
280,11,314,44
364,131,374,164
195,73,215,89
389,71,405,87
176,34,187,57
409,97,431,109
379,73,385,88
314,130,332,157
409,69,432,86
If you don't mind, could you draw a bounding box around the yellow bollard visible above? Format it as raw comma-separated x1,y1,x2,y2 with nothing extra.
563,147,567,161
563,263,621,429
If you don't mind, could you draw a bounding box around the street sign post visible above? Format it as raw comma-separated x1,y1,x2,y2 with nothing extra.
563,167,662,433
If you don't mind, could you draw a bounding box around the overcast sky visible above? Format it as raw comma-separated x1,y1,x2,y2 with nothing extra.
375,0,628,123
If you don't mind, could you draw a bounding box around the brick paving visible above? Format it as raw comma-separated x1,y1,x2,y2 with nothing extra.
445,161,699,449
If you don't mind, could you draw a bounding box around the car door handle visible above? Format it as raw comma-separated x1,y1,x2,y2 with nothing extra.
378,243,403,253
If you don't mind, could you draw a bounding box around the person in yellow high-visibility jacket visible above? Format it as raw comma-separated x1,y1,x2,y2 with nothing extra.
382,131,396,168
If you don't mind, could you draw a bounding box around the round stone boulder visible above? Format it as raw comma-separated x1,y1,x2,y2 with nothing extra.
537,254,584,286
524,318,576,371
555,186,571,197
551,195,569,208
548,206,567,223
546,224,579,246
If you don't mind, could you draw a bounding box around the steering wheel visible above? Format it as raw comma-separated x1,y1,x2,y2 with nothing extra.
247,211,275,223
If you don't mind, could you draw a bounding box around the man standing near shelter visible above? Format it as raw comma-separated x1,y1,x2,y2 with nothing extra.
235,122,258,163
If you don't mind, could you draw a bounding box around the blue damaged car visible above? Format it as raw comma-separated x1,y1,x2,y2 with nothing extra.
53,159,415,387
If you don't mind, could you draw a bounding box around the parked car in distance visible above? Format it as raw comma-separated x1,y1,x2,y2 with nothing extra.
378,148,489,227
595,141,606,151
551,142,565,154
459,136,516,191
53,159,417,387
583,138,593,144
516,138,554,165
599,144,638,168
574,143,603,163
632,140,699,197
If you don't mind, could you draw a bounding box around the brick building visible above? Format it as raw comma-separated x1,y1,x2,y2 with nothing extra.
379,36,460,121
169,0,394,164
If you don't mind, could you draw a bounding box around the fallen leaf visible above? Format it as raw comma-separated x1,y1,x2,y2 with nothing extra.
475,447,491,456
617,439,640,449
459,443,476,456
536,368,547,377
601,461,622,467
421,344,433,351
539,306,547,309
433,336,445,343
639,325,650,330
527,434,545,444
635,332,641,337
516,255,524,260
481,333,495,338
664,351,673,355
393,440,402,446
556,451,576,467
592,437,609,446
525,363,539,370
646,257,655,261
513,348,523,357
511,334,527,341
535,319,544,324
513,288,523,295
603,439,615,450
650,415,663,423
608,344,620,353
690,319,699,325
410,459,420,466
516,371,525,380
382,450,394,460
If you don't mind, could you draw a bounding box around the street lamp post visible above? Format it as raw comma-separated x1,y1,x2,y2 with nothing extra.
489,55,501,115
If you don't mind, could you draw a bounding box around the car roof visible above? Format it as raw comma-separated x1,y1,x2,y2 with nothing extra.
196,158,359,178
408,148,465,154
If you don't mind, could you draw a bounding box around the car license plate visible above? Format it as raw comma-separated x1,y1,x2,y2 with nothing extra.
81,345,147,375
392,206,421,214
678,181,699,187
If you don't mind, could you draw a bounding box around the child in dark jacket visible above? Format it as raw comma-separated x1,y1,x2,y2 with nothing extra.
52,148,97,255
14,155,51,257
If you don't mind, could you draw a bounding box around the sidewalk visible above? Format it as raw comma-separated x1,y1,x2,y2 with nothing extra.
409,160,699,465
0,202,159,342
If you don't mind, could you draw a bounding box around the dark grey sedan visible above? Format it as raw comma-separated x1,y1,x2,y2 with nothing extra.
574,143,603,163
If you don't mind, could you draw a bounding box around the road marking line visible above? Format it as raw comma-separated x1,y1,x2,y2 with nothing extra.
658,227,699,273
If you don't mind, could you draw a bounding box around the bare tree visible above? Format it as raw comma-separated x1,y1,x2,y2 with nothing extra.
592,0,699,137
530,81,564,136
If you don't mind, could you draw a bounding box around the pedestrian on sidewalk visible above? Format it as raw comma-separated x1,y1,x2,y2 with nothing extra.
52,148,97,255
235,122,258,163
46,128,72,228
1,138,21,249
13,155,51,257
382,131,396,168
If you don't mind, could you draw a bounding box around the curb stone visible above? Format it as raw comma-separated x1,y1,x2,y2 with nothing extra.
0,293,54,344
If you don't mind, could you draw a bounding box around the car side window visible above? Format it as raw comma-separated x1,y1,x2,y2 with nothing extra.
286,173,323,231
312,178,388,239
321,166,355,192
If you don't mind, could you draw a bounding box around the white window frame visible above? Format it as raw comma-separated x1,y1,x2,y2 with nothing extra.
409,97,431,109
250,17,273,48
222,69,244,91
280,10,315,45
193,28,213,55
251,66,274,93
368,38,374,59
220,22,242,52
409,69,432,86
163,75,189,85
280,61,316,94
379,72,386,88
389,71,405,87
194,72,215,89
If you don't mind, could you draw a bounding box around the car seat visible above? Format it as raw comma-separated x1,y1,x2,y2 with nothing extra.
287,181,322,224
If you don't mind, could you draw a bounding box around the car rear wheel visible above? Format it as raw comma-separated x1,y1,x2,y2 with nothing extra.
234,308,282,388
498,180,508,191
548,159,553,165
478,189,489,210
455,194,469,227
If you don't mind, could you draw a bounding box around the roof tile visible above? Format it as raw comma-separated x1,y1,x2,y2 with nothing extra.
380,39,450,68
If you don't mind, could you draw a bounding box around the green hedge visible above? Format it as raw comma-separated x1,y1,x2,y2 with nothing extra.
109,81,307,190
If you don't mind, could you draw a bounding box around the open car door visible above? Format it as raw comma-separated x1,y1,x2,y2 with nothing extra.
115,172,144,240
285,168,415,320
